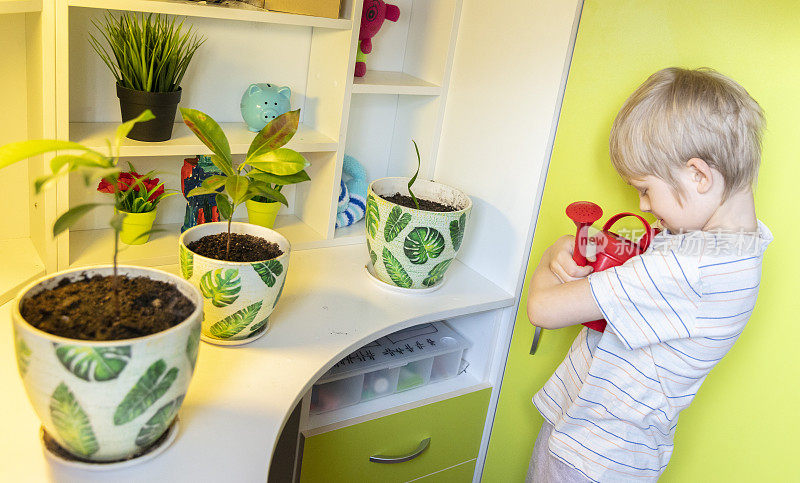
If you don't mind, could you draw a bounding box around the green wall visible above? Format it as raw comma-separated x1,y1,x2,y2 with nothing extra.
483,1,799,481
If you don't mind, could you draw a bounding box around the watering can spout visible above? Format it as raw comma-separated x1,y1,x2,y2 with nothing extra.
566,201,603,266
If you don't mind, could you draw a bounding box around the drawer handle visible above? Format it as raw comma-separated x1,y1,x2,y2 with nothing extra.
369,437,431,464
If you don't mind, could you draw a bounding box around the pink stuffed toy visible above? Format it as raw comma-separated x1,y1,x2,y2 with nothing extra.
354,0,400,77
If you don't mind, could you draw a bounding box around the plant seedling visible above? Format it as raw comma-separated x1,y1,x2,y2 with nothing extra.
179,108,309,259
0,111,161,314
409,140,421,210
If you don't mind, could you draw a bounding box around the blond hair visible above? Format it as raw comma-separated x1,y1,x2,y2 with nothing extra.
609,67,765,199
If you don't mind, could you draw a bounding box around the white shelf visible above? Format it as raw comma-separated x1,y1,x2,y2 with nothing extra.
0,238,45,306
352,70,442,96
304,373,488,435
70,121,339,157
332,218,365,244
0,0,41,14
68,215,335,268
68,0,352,29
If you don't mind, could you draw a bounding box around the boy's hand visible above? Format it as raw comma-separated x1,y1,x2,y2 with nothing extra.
544,235,593,283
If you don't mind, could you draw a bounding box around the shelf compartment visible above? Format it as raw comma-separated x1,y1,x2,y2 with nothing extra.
0,238,45,306
0,0,41,14
68,215,326,268
304,373,487,434
69,121,338,157
67,0,352,29
351,71,441,96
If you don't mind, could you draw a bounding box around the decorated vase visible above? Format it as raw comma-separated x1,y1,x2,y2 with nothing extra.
366,178,471,289
12,265,203,462
178,222,290,345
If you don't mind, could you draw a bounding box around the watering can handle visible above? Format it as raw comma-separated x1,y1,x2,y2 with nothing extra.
601,212,655,251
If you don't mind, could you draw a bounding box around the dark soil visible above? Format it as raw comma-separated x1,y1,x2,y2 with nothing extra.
187,232,283,262
20,275,195,341
43,420,176,464
381,193,459,212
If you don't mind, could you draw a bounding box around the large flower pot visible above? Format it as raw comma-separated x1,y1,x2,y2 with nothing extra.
12,266,203,462
366,178,472,289
117,84,181,142
178,222,290,345
245,198,281,229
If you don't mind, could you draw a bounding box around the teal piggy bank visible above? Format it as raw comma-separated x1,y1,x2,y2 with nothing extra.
240,83,291,132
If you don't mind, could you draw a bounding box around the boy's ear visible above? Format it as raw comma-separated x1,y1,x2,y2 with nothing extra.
686,157,714,194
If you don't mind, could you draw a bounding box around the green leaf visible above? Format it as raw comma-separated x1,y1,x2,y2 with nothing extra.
366,194,380,238
53,204,106,237
247,149,307,176
249,317,269,335
404,227,445,264
54,345,131,382
135,395,184,448
225,175,250,205
15,333,31,378
201,174,227,191
50,382,99,457
209,301,263,339
248,182,288,206
273,277,286,309
422,258,454,287
50,153,111,173
186,323,201,371
209,154,235,178
199,268,241,308
248,169,310,186
382,248,413,288
115,110,155,153
180,245,194,279
246,109,300,160
370,249,377,266
187,186,220,197
114,359,179,425
0,140,102,171
450,213,467,251
215,194,233,220
384,206,412,242
179,108,232,167
252,260,283,287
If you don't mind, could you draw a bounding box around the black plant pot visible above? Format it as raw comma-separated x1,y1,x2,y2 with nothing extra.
116,84,182,142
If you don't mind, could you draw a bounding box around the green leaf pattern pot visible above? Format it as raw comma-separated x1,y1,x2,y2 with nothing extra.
178,222,290,346
366,178,471,289
11,266,203,462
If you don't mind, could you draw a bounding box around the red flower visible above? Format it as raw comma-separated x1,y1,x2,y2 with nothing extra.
97,171,164,202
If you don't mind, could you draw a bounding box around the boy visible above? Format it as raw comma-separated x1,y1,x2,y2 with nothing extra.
526,67,773,482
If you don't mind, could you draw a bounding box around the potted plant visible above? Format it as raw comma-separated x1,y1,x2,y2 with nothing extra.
89,12,205,142
97,163,174,245
366,141,472,289
177,108,306,345
0,112,203,463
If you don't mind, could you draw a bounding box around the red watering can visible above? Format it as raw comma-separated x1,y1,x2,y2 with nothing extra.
566,201,657,332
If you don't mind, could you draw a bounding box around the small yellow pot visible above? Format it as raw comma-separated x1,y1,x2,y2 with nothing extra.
119,210,157,245
245,199,281,229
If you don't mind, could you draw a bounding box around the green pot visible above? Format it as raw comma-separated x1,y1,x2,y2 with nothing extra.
12,265,203,462
366,178,472,289
245,199,281,229
178,222,290,346
119,210,157,245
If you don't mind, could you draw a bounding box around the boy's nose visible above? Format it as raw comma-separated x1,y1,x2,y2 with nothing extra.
639,197,650,212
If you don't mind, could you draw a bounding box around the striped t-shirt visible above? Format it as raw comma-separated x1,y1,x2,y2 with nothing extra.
532,220,773,482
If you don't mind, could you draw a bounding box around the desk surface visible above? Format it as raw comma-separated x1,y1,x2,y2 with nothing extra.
0,243,511,482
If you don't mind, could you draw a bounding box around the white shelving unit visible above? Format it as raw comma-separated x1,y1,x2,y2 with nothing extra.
67,0,353,29
0,0,578,480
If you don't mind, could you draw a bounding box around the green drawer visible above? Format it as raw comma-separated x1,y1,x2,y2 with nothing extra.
411,459,477,482
300,388,491,483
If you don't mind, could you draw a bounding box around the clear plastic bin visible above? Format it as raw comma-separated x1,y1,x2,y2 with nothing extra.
310,321,469,414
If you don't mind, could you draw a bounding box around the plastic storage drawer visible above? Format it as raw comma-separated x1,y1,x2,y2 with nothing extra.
309,321,468,414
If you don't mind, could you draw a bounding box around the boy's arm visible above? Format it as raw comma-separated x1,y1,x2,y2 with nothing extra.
527,235,604,329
